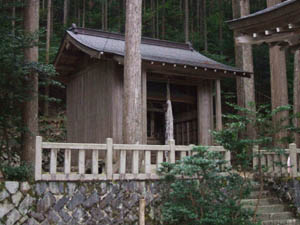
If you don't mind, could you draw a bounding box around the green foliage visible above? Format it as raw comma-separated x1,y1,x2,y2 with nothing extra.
39,113,67,142
1,163,33,182
212,103,299,172
0,2,58,163
159,146,258,225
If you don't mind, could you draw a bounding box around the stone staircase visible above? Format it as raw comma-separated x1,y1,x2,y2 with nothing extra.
242,187,300,225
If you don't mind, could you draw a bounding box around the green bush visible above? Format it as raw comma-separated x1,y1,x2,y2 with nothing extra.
159,146,259,225
1,163,33,182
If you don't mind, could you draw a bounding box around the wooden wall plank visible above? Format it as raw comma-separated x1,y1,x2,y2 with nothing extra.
197,80,213,145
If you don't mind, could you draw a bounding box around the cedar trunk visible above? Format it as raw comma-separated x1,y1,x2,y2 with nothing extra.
203,0,207,52
232,0,256,139
82,0,86,28
22,0,39,163
162,0,165,39
44,0,51,116
294,50,300,147
63,0,68,26
184,0,189,43
123,0,142,170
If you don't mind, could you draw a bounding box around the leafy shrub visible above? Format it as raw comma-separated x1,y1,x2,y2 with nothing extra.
1,163,33,181
159,146,258,225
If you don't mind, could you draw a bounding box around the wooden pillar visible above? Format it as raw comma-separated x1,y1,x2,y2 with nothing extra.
150,113,155,137
142,69,147,144
197,80,213,145
232,0,256,139
267,0,288,146
215,80,222,131
294,50,300,147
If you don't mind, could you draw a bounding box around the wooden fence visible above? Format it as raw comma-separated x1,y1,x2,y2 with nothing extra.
35,136,230,181
253,143,299,177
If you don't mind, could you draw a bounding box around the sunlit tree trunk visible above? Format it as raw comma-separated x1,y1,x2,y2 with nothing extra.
123,0,142,170
22,0,39,164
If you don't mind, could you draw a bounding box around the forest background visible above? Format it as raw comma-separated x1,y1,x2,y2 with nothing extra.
0,0,296,164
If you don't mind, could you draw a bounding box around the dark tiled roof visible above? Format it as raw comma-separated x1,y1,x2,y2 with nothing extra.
65,27,249,75
228,0,297,23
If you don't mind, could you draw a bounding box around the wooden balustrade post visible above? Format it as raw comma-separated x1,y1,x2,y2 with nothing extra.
92,149,99,175
50,149,58,174
145,151,151,174
106,138,113,179
139,198,146,225
289,143,297,177
35,136,42,181
78,150,85,174
132,149,139,175
225,150,231,168
169,139,175,163
64,149,71,174
253,145,259,170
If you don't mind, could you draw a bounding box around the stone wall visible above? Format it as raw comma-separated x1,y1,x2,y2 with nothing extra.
0,181,162,225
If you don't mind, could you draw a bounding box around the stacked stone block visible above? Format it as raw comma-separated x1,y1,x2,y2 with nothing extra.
0,181,161,225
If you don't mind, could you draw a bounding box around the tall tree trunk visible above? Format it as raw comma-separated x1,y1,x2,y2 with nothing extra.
22,0,39,164
118,0,121,32
78,1,81,27
196,0,200,32
82,0,86,28
12,1,15,36
184,0,189,43
232,0,256,139
203,0,207,52
63,0,68,26
156,0,159,38
105,0,108,30
123,0,142,170
218,0,223,55
162,0,165,39
190,0,194,43
267,0,289,146
44,0,51,116
101,0,105,30
151,0,155,38
294,50,300,147
50,0,53,37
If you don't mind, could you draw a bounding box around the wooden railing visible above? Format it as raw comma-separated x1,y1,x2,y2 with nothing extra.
35,136,230,181
253,143,299,177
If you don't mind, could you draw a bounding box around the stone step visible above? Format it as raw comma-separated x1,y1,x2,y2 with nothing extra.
241,198,280,206
245,204,287,213
249,191,271,199
261,219,300,225
258,211,294,221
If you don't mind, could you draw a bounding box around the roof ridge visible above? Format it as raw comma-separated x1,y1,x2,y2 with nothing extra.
69,26,192,51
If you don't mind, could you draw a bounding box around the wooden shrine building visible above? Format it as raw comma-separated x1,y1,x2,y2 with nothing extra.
227,0,300,145
227,0,300,50
54,27,251,147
